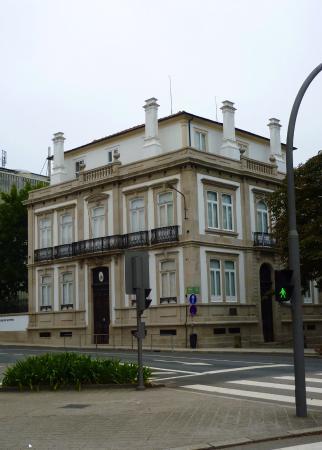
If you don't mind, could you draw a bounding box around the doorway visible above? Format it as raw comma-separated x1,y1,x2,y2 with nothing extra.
260,263,274,342
92,267,110,344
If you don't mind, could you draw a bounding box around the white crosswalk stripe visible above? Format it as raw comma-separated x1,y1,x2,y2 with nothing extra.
183,384,322,407
276,442,322,450
182,373,322,408
228,379,322,394
276,376,322,384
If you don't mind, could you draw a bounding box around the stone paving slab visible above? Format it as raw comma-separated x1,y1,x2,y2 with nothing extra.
1,387,322,450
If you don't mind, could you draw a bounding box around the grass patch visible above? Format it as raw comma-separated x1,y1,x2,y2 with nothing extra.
1,352,152,391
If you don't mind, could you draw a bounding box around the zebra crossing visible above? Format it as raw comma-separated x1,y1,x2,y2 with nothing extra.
182,372,322,409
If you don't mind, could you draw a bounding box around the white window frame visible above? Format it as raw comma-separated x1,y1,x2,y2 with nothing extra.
61,272,74,306
75,159,85,177
222,194,233,231
60,213,73,245
224,261,237,302
91,206,105,238
160,260,177,302
39,217,52,248
210,259,222,302
194,130,207,151
256,200,269,233
157,192,174,227
40,275,52,308
207,191,219,229
130,198,145,232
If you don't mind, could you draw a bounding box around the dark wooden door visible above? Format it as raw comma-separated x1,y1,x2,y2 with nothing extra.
92,267,109,344
260,264,274,342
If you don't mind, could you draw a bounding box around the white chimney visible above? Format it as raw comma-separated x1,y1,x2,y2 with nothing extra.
220,100,239,160
51,132,66,185
267,118,282,157
143,97,162,157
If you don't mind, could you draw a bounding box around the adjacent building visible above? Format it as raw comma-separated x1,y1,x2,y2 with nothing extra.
25,98,321,347
0,167,48,194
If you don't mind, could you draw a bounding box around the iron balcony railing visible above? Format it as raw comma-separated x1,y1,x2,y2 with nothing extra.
151,225,179,245
34,225,179,262
253,232,276,247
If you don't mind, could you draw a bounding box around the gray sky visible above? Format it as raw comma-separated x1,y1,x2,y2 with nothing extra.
1,0,321,175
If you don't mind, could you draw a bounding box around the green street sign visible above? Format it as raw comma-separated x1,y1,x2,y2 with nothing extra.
186,287,200,295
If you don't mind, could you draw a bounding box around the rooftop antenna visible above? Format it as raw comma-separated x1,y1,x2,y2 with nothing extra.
215,96,218,122
47,146,53,178
1,150,7,168
169,75,173,114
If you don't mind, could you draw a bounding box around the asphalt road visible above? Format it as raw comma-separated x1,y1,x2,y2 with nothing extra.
1,346,322,413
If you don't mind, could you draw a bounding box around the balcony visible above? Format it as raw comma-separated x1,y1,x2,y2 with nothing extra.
253,232,276,247
34,225,179,262
151,226,179,245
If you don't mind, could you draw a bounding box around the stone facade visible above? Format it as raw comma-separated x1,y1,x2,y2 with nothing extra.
25,101,321,348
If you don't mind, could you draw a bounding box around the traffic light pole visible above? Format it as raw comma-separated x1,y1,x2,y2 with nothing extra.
286,63,322,417
135,288,145,391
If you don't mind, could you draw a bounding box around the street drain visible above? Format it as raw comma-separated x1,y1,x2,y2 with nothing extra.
62,404,90,409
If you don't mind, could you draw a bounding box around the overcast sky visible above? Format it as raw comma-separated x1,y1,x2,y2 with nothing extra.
0,0,321,175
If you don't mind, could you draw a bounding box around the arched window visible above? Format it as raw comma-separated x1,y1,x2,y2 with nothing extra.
256,201,268,233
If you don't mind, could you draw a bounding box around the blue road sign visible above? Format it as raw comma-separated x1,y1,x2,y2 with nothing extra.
189,294,197,305
189,304,197,316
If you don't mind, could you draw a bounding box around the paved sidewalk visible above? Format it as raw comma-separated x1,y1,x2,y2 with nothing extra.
1,386,322,450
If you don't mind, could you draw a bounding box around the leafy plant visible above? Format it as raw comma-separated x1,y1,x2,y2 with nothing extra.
1,352,152,391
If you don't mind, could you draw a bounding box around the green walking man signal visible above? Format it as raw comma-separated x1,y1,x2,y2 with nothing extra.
274,269,294,303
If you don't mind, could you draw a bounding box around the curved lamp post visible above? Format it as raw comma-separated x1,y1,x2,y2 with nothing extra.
286,63,322,417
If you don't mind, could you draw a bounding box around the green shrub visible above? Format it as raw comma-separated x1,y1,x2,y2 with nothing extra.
2,352,152,391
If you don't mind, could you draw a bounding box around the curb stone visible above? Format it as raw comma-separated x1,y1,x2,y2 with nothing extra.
168,426,322,450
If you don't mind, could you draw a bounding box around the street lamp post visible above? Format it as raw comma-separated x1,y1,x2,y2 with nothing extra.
286,63,322,418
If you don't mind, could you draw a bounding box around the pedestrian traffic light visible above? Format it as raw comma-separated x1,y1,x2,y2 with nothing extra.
136,288,152,315
275,269,294,303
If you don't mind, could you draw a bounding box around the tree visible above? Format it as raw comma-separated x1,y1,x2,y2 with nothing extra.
0,182,44,312
267,152,322,291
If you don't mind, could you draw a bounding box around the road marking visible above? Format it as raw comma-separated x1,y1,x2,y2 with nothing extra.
229,379,322,394
152,371,176,375
153,359,211,366
148,366,197,374
182,384,322,407
153,363,290,382
152,354,288,365
276,442,322,449
277,376,322,384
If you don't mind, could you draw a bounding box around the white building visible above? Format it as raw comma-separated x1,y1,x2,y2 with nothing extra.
25,98,321,348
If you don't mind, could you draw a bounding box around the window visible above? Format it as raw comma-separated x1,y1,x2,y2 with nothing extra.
160,260,176,301
222,194,233,231
194,130,206,151
40,275,52,309
256,201,268,233
107,151,113,163
210,259,221,300
61,272,73,307
75,160,85,177
157,192,174,227
225,261,236,301
205,188,235,232
303,282,313,304
60,214,73,244
207,192,219,229
91,206,105,238
39,218,52,248
130,198,145,232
